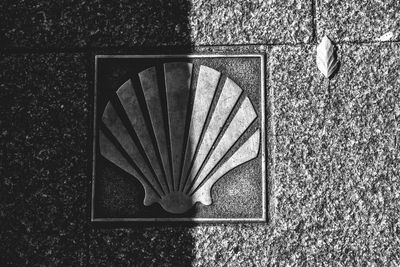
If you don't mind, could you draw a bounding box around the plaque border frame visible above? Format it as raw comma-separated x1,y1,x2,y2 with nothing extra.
91,54,267,223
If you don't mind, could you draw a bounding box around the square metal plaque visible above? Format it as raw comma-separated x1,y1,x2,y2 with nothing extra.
92,54,266,222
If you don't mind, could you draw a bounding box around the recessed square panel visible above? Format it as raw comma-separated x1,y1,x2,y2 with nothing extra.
92,54,266,222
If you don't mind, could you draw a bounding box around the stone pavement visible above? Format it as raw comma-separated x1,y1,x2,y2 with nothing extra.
1,0,399,265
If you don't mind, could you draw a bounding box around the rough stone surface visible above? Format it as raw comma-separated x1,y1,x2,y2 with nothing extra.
2,1,400,265
269,43,400,265
272,43,400,139
317,0,400,42
0,0,312,49
0,1,193,49
190,0,313,45
89,228,196,265
0,54,89,265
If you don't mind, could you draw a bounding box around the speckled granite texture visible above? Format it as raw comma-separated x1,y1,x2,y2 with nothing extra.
0,54,89,265
1,1,400,266
0,0,312,49
190,0,312,45
317,0,400,42
0,1,193,48
270,43,400,265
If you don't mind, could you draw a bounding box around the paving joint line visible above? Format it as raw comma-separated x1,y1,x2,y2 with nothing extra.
311,0,317,43
0,40,399,54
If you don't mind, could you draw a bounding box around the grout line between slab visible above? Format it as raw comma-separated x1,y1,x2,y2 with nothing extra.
1,39,400,54
311,0,317,43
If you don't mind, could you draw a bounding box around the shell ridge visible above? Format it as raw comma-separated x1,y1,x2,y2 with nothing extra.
188,96,258,195
191,129,261,204
102,102,166,196
101,100,167,197
178,65,221,191
99,129,162,204
179,74,228,192
176,63,199,193
189,124,259,197
131,74,172,194
139,66,174,193
162,67,175,192
182,78,243,193
116,79,169,194
164,62,193,191
183,92,246,194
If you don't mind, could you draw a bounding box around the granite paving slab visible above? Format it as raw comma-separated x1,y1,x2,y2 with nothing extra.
0,0,313,49
272,43,400,139
0,54,89,265
88,43,400,265
268,42,400,265
189,0,313,45
88,228,196,265
270,132,400,265
317,0,400,42
0,1,193,49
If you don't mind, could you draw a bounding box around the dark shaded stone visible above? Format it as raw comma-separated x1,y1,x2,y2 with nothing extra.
0,53,89,265
0,0,192,49
88,228,196,266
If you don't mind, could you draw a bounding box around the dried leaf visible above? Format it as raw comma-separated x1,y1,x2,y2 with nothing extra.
316,36,339,78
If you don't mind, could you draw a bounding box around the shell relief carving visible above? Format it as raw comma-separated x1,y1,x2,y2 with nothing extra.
99,62,260,214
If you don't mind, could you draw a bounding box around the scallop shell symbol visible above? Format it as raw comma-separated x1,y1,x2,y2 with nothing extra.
99,62,260,214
